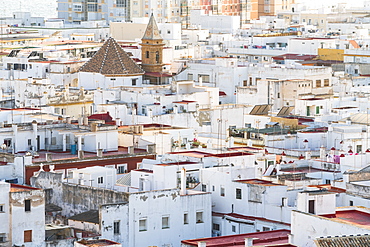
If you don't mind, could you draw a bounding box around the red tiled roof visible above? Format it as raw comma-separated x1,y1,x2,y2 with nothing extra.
173,100,197,104
79,37,144,75
320,209,370,227
272,54,317,61
88,112,113,123
10,184,41,192
181,229,294,246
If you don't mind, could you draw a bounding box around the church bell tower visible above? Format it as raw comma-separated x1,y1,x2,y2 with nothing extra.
141,14,165,73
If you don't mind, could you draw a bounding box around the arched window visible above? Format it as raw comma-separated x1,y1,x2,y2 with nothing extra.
156,51,160,64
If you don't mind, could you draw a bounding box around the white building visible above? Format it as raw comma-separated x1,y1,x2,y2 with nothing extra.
0,182,45,246
291,190,370,247
78,38,145,89
101,165,211,247
69,166,117,189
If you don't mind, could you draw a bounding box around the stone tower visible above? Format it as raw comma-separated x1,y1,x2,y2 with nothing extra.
141,14,164,73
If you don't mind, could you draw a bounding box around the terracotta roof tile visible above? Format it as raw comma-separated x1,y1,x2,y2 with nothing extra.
315,235,370,247
79,37,144,75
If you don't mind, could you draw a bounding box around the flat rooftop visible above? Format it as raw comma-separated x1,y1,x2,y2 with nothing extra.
168,151,254,158
280,167,341,174
235,179,281,186
181,229,295,247
31,146,148,163
320,209,370,227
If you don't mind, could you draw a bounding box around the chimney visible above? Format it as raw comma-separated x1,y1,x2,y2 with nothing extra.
91,122,98,132
45,153,52,162
49,164,55,172
180,167,187,195
32,120,37,151
199,76,203,86
128,146,135,154
346,117,351,125
198,241,206,247
78,150,84,159
305,151,311,160
173,105,178,114
282,197,288,207
66,117,71,124
116,118,121,126
83,117,89,126
97,149,103,157
245,238,254,247
320,146,326,160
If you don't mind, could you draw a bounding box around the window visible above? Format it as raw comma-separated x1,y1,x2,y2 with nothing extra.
132,79,137,86
4,139,11,147
308,200,315,214
117,164,127,174
24,230,32,242
0,205,4,212
184,213,188,224
87,3,98,11
357,145,362,153
198,74,210,83
187,73,193,80
324,79,329,87
349,200,354,206
196,211,203,223
51,137,57,145
316,79,321,87
97,177,103,184
263,227,270,231
213,223,220,231
114,221,120,234
167,30,171,34
277,92,280,98
146,51,149,59
201,184,207,192
212,185,215,191
162,216,170,229
139,218,147,231
116,0,126,7
25,200,31,212
354,69,358,74
155,51,160,64
236,188,242,199
28,139,32,146
54,108,60,114
220,186,225,197
61,108,66,115
0,233,5,243
232,225,236,232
